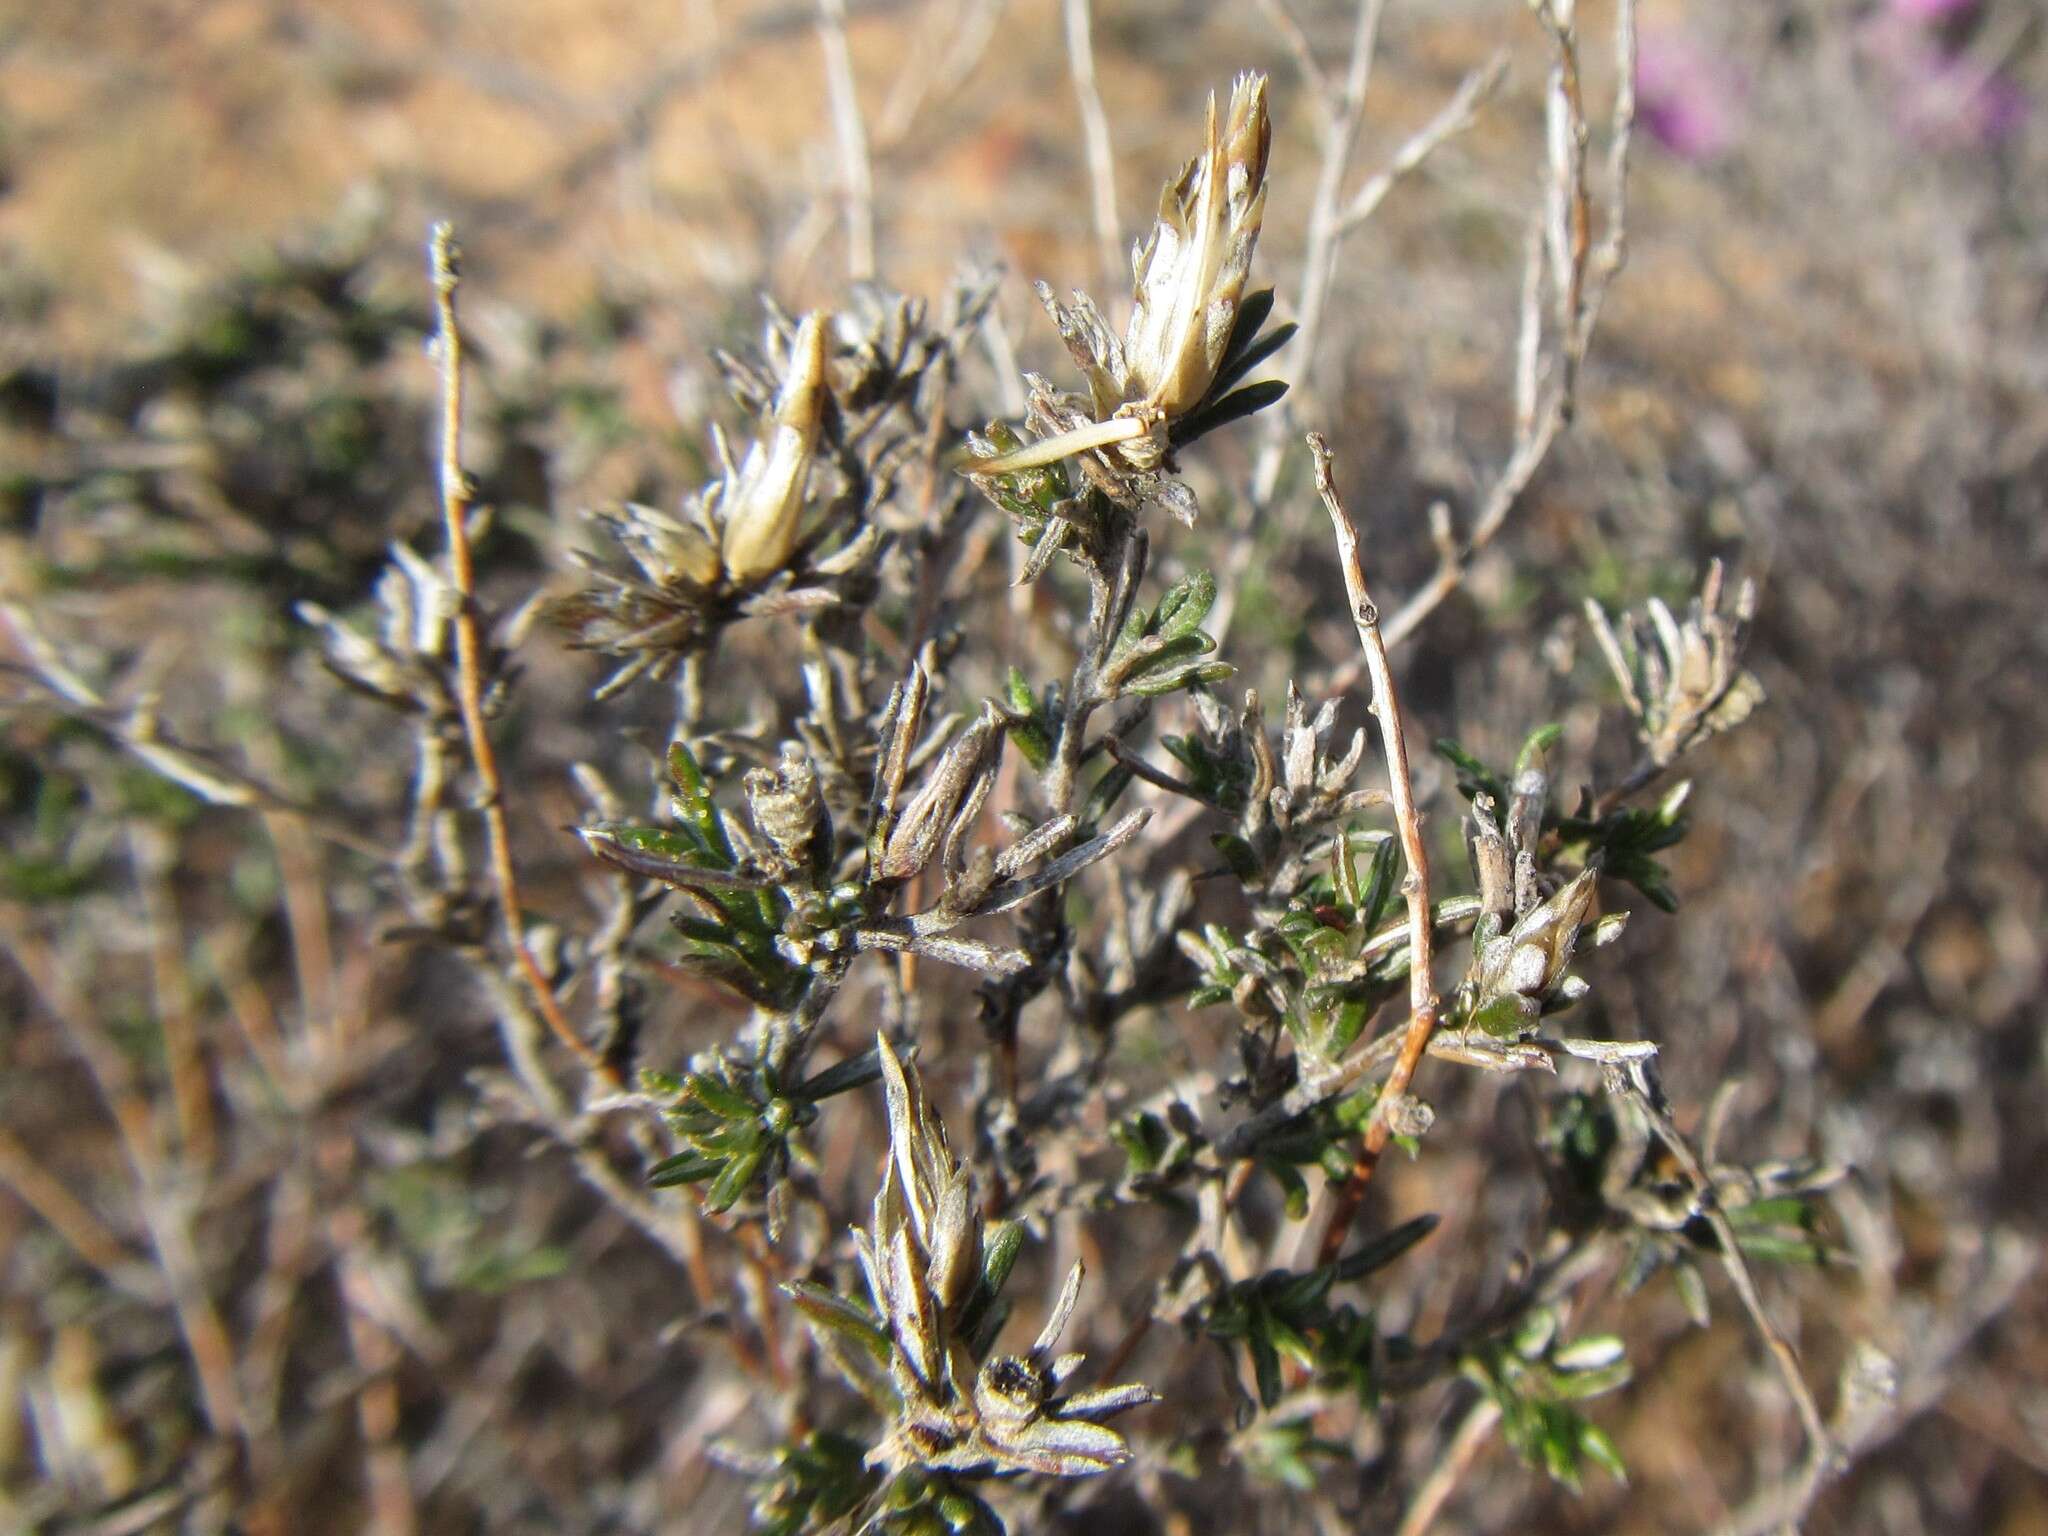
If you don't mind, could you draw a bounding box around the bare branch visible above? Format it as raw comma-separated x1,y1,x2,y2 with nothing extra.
1063,0,1122,289
429,225,615,1088
1307,433,1441,1264
1333,52,1508,235
817,0,877,281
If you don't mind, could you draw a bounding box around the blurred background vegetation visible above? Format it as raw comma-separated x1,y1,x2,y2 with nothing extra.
0,1,2043,1531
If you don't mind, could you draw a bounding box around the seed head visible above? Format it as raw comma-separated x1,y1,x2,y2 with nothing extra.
1124,72,1272,430
719,309,831,582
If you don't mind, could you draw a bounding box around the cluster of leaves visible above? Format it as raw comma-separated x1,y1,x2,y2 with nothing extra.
644,1048,880,1218
1198,1214,1440,1410
781,1042,1153,1527
1545,1088,1846,1327
1460,1309,1630,1491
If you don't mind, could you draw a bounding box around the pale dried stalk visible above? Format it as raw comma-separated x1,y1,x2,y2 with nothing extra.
1308,433,1439,1265
1394,1395,1502,1536
1062,0,1121,288
0,603,391,861
1217,5,1497,641
0,1125,137,1285
817,0,877,281
1333,51,1508,236
129,823,215,1168
428,225,613,1087
1254,0,1332,129
1,919,247,1443
321,1146,419,1536
1366,0,1637,657
1241,0,1384,517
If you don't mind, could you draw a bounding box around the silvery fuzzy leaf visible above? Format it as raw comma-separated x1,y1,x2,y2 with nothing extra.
877,1036,940,1239
1031,1261,1086,1359
985,1414,1135,1475
885,1222,942,1393
880,705,1005,882
1057,1381,1161,1421
926,1173,982,1317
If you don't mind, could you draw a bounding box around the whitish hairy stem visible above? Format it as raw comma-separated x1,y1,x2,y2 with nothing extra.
1062,0,1121,290
1242,0,1383,517
0,603,393,861
1716,1233,2036,1536
1308,434,1440,1267
1395,1395,1502,1536
1630,1075,1834,1481
817,0,877,281
429,225,616,1088
1214,10,1499,641
1354,0,1636,661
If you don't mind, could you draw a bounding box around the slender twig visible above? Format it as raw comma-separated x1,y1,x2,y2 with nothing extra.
1333,52,1508,235
1533,0,1591,412
1240,0,1385,516
1395,1395,1502,1536
129,823,215,1168
1,920,247,1444
1308,434,1439,1265
817,0,877,281
1062,0,1121,290
428,226,614,1087
1632,1078,1832,1463
1573,1042,1832,1494
1253,0,1333,130
1714,1233,2034,1536
0,634,393,862
1361,0,1636,656
0,1125,139,1287
1216,2,1496,642
319,1139,419,1536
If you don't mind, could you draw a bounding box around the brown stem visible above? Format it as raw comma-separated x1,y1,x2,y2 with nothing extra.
1308,434,1439,1266
0,1124,137,1283
1395,1395,1503,1536
428,225,617,1089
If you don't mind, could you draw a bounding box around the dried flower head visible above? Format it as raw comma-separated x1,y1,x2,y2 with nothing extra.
969,74,1278,485
1124,71,1272,427
1585,561,1763,772
719,309,831,581
789,1038,1155,1482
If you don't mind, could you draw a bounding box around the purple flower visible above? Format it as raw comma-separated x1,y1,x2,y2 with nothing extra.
1906,60,2030,146
1888,0,1980,21
1635,30,1744,162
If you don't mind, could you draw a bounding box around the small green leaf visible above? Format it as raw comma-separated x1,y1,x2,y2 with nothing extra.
1578,1423,1628,1483
1515,723,1563,775
1154,569,1218,641
1334,1212,1441,1280
685,1071,759,1122
647,1151,722,1187
980,1221,1024,1297
792,1050,882,1103
784,1280,891,1362
1212,832,1262,884
1263,1158,1310,1220
705,1147,764,1212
